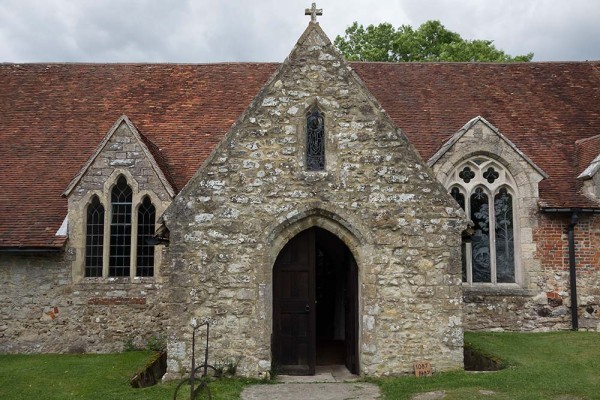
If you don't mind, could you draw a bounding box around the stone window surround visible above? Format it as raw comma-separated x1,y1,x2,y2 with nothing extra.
305,106,326,171
297,99,338,178
446,156,523,287
74,169,164,282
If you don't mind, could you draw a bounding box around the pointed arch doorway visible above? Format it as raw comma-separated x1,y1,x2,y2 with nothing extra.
272,227,359,375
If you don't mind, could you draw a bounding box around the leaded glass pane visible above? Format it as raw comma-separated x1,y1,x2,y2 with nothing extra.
450,187,467,281
470,187,491,282
459,166,475,183
85,196,104,277
136,196,155,277
450,187,465,210
461,242,467,282
109,176,132,277
306,108,325,171
483,167,499,184
495,188,515,283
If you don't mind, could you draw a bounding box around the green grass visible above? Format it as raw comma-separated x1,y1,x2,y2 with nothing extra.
0,332,599,399
376,331,600,400
0,350,260,399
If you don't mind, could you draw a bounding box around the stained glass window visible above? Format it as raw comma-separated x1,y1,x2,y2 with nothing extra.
85,196,104,277
306,108,325,171
470,187,491,282
459,166,475,183
136,196,155,277
495,188,515,283
109,176,132,277
450,187,465,209
448,158,517,285
450,187,467,280
483,167,499,184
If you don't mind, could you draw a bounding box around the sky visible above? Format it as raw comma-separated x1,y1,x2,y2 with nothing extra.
0,0,598,63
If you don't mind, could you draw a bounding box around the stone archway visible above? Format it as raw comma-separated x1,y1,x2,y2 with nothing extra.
272,227,359,375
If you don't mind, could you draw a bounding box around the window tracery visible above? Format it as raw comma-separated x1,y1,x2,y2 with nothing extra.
83,174,156,279
448,157,517,285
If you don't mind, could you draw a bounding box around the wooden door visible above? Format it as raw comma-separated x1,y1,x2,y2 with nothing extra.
345,256,359,374
273,229,316,375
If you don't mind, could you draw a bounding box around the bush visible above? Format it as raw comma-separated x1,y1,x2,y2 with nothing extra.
123,336,139,352
146,334,166,352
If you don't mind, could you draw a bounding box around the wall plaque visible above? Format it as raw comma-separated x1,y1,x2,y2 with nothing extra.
414,361,433,377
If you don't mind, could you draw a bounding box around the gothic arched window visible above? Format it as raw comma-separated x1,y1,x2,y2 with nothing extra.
83,174,158,279
85,195,104,277
449,157,517,284
306,108,325,171
109,176,133,277
136,196,156,277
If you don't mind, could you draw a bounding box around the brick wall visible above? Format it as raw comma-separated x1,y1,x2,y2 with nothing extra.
533,213,600,330
462,212,600,332
534,213,600,273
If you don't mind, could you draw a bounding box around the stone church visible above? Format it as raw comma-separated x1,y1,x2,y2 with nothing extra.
1,15,600,378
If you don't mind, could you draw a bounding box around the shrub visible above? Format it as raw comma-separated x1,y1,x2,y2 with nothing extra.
146,334,166,352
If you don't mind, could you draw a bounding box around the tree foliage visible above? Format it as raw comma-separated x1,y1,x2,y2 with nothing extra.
334,20,533,62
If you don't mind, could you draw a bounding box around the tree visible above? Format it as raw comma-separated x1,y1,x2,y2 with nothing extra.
334,20,533,62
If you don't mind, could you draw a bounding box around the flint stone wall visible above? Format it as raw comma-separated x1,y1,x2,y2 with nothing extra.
162,24,465,379
0,252,165,353
0,118,172,355
463,213,600,332
430,112,600,333
465,214,600,331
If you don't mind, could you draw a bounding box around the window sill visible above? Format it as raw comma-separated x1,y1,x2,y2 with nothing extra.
462,284,536,297
78,276,156,284
301,170,329,182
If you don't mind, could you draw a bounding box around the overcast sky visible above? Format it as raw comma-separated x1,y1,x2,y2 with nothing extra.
0,0,598,63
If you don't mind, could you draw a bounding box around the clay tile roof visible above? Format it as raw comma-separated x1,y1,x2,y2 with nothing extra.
0,63,278,249
576,134,600,178
1,61,600,248
351,61,600,209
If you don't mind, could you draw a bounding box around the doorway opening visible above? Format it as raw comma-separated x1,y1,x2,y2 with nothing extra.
315,228,353,366
272,227,358,375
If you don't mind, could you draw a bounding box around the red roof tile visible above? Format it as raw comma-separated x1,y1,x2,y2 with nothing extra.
352,62,600,209
0,63,278,248
576,134,600,177
1,61,600,248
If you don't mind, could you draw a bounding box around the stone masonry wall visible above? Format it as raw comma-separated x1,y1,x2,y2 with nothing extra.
67,118,171,284
162,23,466,379
461,213,600,332
0,252,165,353
432,120,600,333
0,118,173,355
533,213,600,331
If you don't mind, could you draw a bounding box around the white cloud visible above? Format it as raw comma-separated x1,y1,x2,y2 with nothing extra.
0,0,598,62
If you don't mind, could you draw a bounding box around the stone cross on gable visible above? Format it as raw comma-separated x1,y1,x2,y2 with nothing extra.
305,3,322,23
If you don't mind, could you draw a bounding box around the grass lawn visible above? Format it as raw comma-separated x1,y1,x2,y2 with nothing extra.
0,332,598,399
376,331,600,399
0,350,259,400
